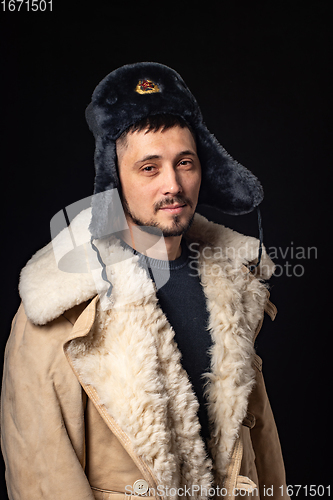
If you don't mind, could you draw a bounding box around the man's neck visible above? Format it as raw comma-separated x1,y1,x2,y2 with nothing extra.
164,235,182,260
121,222,182,261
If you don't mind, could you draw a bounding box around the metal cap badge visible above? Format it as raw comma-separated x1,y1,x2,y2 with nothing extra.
135,79,160,94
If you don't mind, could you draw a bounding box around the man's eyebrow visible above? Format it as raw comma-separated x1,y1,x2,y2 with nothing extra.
135,150,197,165
177,150,197,157
135,154,161,165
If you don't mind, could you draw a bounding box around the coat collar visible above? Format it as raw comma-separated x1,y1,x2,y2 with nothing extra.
19,208,275,326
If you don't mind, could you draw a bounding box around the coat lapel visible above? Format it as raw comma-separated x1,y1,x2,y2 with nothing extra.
192,239,268,481
184,216,271,480
66,238,213,498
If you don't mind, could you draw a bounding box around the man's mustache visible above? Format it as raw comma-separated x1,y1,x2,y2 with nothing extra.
153,196,193,213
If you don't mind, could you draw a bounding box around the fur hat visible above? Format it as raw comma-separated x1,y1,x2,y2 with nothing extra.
85,62,263,239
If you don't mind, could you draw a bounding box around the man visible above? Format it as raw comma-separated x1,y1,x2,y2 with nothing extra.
1,62,289,499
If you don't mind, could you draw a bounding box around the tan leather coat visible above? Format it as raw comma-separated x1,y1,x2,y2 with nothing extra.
1,211,290,499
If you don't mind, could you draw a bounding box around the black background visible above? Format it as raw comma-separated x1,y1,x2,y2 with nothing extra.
1,2,332,499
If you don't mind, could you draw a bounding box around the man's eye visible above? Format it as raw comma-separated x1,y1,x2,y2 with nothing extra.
179,160,192,167
142,166,155,172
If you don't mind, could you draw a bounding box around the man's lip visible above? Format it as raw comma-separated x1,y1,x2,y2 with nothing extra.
159,204,186,210
159,204,187,213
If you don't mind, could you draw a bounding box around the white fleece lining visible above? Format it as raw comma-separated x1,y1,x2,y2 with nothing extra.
19,210,274,497
19,209,274,327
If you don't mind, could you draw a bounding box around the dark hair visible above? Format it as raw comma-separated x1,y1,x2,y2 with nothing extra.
116,113,196,150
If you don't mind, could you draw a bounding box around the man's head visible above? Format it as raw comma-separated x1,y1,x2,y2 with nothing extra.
115,114,201,238
86,62,264,240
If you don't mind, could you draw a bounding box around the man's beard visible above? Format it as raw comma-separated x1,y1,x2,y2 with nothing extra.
122,195,195,237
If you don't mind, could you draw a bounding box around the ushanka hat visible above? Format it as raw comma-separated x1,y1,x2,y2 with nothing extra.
85,62,264,244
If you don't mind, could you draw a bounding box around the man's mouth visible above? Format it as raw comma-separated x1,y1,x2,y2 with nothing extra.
159,203,187,213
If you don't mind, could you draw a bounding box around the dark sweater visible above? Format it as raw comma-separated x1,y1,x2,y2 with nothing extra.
120,238,213,444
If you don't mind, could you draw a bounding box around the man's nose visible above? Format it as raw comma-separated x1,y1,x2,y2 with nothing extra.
161,165,182,195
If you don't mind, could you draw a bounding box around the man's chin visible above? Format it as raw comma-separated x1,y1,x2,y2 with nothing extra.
155,212,195,238
132,213,195,238
160,226,190,238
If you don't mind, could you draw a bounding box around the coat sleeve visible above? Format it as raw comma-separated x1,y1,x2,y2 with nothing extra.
247,354,290,500
1,303,95,500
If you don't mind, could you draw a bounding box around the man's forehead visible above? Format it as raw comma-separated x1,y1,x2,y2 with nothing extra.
117,125,197,163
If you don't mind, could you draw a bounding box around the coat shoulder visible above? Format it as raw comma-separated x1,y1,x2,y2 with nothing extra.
18,208,98,326
6,300,91,363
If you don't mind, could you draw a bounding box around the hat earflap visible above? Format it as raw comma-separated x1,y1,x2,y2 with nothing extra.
196,123,264,215
89,136,119,239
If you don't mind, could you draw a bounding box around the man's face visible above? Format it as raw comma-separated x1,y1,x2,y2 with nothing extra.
117,126,201,237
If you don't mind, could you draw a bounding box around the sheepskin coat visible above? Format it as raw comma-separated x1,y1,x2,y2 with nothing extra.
1,210,289,500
